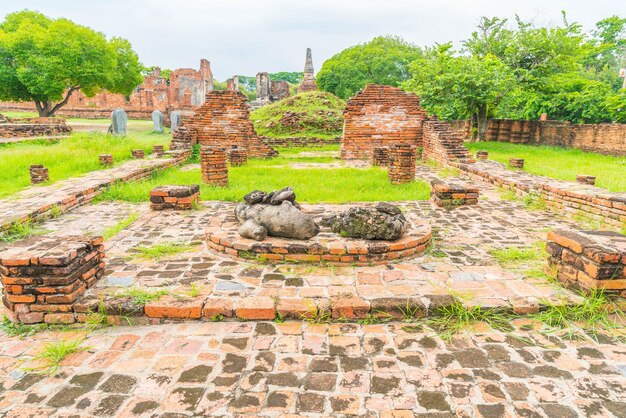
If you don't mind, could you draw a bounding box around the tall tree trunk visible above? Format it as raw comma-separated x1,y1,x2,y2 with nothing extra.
33,86,80,117
477,104,488,142
469,112,479,143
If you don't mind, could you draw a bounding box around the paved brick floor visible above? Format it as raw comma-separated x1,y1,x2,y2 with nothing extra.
1,321,625,417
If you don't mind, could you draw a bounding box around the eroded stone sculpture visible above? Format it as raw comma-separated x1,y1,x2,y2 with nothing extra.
321,202,409,240
108,108,127,136
235,187,319,241
170,111,182,132
152,110,164,133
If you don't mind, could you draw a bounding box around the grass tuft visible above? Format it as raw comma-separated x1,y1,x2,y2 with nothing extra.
26,338,88,375
0,220,43,243
0,315,49,338
109,286,169,306
427,300,516,340
101,213,139,240
133,241,198,261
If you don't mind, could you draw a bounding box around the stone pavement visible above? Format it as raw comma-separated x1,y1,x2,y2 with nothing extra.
0,153,185,233
1,321,625,417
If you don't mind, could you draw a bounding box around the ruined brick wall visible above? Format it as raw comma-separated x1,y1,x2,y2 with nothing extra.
0,120,72,138
270,81,290,101
422,120,473,162
187,90,276,158
0,60,213,119
341,85,427,160
486,119,626,156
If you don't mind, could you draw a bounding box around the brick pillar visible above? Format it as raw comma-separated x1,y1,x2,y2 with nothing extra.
372,146,389,166
576,175,596,186
227,147,248,166
201,146,228,186
388,144,416,184
29,165,49,184
131,149,145,159
509,158,524,169
153,145,164,157
476,151,488,160
99,154,113,166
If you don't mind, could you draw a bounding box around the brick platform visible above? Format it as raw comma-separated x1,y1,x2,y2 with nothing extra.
576,174,596,185
0,235,105,324
227,147,248,166
205,209,432,266
99,154,113,166
509,158,524,169
201,146,228,186
150,185,200,210
29,165,49,184
546,229,626,296
430,179,479,207
131,149,145,159
387,144,416,184
372,146,389,166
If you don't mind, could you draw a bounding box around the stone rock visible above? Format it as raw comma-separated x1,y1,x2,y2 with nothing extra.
239,219,268,241
170,111,182,131
244,190,267,205
269,187,296,205
151,110,164,133
108,108,127,136
235,200,319,240
321,202,408,240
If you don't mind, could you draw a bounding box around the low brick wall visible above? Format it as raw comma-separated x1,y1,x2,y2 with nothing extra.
260,136,341,148
0,235,105,324
451,160,626,229
227,148,248,166
0,122,72,139
546,229,626,296
486,119,626,156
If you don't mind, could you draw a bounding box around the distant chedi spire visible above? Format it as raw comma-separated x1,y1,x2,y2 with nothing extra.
297,48,318,93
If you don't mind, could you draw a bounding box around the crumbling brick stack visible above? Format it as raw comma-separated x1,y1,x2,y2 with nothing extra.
153,145,164,157
150,185,200,210
422,120,474,163
509,158,525,169
372,146,389,166
169,126,196,151
131,149,145,159
187,90,276,158
0,119,72,139
431,179,479,207
99,154,113,166
546,229,626,296
0,235,105,324
387,144,416,184
227,147,248,166
201,146,228,186
476,151,489,160
341,85,427,161
29,165,49,184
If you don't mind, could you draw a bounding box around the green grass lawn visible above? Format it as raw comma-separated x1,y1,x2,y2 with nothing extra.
0,130,170,198
98,152,430,203
466,142,626,192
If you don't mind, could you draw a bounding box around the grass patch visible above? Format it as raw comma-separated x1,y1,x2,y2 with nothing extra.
466,142,626,192
428,300,516,340
109,286,169,305
0,130,169,198
0,315,49,338
533,290,625,341
0,220,44,243
101,213,139,240
489,243,544,265
26,338,88,375
98,158,431,204
132,241,198,261
250,91,345,139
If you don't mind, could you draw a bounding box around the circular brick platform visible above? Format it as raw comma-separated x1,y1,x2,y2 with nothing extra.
205,205,432,265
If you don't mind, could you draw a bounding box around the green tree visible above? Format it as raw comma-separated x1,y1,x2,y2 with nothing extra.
317,36,422,99
0,10,142,116
403,44,515,141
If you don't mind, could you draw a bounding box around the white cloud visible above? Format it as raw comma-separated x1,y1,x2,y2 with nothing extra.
0,0,622,80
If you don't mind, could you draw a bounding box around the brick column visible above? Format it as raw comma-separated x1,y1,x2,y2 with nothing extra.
576,175,596,186
387,144,416,184
99,154,113,166
201,146,228,186
153,145,164,158
372,146,389,166
131,149,145,159
476,151,488,160
509,158,524,169
227,147,248,166
29,165,49,184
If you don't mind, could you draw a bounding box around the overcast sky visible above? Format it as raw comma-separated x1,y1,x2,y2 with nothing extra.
0,0,623,80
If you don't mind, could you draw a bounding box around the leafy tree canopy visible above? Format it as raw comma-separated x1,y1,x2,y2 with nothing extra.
0,10,143,116
317,35,422,99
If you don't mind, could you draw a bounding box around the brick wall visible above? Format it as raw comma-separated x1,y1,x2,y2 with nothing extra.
341,84,472,164
260,136,341,147
486,119,626,156
0,60,213,119
0,121,72,139
187,90,277,158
